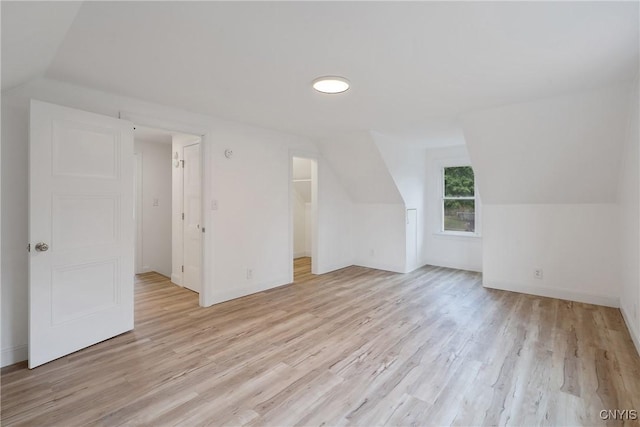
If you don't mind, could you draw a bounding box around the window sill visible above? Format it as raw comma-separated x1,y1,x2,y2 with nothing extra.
433,231,482,239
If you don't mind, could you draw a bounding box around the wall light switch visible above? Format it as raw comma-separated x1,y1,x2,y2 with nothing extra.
153,197,159,207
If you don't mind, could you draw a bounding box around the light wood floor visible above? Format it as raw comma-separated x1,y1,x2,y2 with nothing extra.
2,261,640,426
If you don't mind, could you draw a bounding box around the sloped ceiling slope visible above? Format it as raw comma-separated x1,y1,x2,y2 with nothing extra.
372,132,428,209
41,1,639,140
1,1,82,91
462,84,632,204
317,132,403,204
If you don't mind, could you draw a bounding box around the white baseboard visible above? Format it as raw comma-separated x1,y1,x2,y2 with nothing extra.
206,276,292,307
171,273,183,286
484,281,619,308
403,261,432,274
620,303,640,357
314,261,353,275
1,344,27,367
354,259,405,274
423,258,482,273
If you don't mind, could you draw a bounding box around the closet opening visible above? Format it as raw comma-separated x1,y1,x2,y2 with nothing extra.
291,156,317,282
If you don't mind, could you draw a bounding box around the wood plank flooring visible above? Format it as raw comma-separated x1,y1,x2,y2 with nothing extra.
294,256,313,282
2,261,640,426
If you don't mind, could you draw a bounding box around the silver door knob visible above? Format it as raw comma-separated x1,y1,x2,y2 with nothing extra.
35,242,49,252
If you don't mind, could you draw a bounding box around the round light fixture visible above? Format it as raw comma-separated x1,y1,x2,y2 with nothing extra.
312,76,350,94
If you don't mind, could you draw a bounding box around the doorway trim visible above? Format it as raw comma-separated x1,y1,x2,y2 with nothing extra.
120,111,213,307
289,150,319,282
133,152,143,274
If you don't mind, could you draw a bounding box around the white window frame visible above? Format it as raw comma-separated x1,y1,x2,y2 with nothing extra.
440,164,481,237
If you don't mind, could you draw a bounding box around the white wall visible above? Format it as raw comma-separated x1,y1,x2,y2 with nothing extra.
0,77,354,366
372,134,483,273
315,160,354,274
305,203,312,256
353,203,406,273
462,83,633,308
317,134,410,274
618,75,640,352
483,204,620,307
463,84,630,204
134,139,172,276
373,132,427,272
292,157,312,259
293,190,307,258
317,131,404,204
1,95,29,365
424,146,483,272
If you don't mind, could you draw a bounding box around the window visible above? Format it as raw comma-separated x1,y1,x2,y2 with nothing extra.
442,166,476,233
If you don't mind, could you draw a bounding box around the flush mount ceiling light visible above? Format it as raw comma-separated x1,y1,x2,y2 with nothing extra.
312,76,350,94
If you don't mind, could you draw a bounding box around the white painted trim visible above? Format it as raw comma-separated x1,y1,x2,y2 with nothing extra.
484,281,619,308
210,276,292,305
424,258,482,273
354,260,405,274
1,344,28,367
133,153,144,274
620,303,640,357
315,261,353,275
437,159,482,236
404,261,430,274
171,273,183,286
140,265,153,274
433,231,482,239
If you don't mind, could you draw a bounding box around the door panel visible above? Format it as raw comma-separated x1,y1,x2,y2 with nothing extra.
183,143,201,293
29,100,134,368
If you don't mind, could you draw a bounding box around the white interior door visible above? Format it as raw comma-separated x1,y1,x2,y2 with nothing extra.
29,100,134,368
134,153,143,274
183,142,201,293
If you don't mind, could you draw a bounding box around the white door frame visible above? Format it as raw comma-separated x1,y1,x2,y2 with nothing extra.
289,150,319,281
133,152,143,274
120,111,212,307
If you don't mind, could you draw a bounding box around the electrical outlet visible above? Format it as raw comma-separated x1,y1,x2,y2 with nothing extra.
370,249,375,257
534,268,543,279
211,200,218,211
153,197,159,207
246,268,253,280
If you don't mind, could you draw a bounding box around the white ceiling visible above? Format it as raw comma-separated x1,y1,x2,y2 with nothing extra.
1,1,81,90
3,1,639,145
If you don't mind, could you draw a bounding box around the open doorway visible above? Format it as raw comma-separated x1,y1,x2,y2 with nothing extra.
292,156,317,282
133,126,202,294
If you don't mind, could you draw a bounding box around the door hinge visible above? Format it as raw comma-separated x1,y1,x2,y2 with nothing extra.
182,212,184,220
27,243,31,252
202,227,205,233
181,160,185,168
181,265,184,273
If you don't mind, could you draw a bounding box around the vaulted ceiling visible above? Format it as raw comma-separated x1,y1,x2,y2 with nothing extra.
3,1,638,145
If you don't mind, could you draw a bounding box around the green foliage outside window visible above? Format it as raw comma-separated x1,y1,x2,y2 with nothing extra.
443,166,475,232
